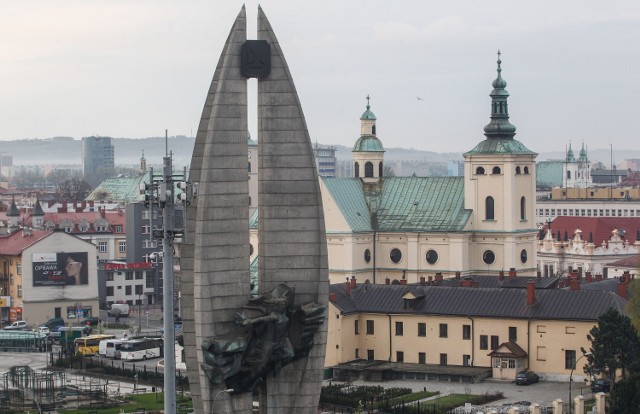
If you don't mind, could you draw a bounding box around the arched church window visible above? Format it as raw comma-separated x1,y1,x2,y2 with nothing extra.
372,125,376,135
379,162,383,177
520,196,526,220
492,166,501,175
515,166,521,175
485,196,495,220
523,166,530,175
365,162,374,178
475,166,485,175
354,162,360,177
248,162,252,172
250,244,254,256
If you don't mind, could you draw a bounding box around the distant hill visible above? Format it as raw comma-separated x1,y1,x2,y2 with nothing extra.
1,137,637,169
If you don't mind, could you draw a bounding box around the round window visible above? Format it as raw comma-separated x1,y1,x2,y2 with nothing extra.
250,244,254,256
364,249,371,263
426,249,438,265
483,250,496,265
390,248,402,264
520,249,527,264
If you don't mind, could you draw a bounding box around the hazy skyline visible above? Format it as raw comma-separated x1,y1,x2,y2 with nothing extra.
1,1,639,154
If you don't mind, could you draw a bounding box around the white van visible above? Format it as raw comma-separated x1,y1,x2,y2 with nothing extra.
101,338,128,358
107,303,130,317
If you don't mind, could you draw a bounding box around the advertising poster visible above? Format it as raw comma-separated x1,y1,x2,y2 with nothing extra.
32,252,89,286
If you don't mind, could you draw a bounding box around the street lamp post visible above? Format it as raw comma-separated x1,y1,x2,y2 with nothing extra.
137,293,142,334
211,389,234,414
569,350,593,413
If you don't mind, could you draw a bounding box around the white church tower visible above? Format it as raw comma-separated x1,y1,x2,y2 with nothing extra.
352,95,385,184
463,52,538,275
563,142,592,188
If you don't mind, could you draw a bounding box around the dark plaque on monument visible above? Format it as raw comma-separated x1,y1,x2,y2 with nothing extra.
241,40,271,78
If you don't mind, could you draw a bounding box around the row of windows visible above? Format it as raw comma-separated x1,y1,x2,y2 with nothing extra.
475,166,530,175
45,222,116,233
354,161,383,178
538,208,639,218
484,196,527,221
357,247,528,267
105,284,145,297
358,320,517,344
357,349,472,366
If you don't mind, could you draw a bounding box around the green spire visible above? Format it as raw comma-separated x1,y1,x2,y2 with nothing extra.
579,142,588,162
566,142,575,162
483,50,516,140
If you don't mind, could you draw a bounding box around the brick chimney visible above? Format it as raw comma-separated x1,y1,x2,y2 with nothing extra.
435,273,443,282
558,281,565,288
350,276,357,289
419,276,426,285
461,277,473,287
623,271,631,284
329,293,337,303
569,279,580,290
595,274,603,282
527,280,536,305
400,279,407,285
455,271,461,279
618,280,628,299
499,270,504,281
427,276,433,282
345,280,351,296
537,270,541,278
385,278,390,285
509,268,517,280
585,272,592,283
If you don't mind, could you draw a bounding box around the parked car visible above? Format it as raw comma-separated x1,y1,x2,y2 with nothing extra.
42,317,65,330
591,378,611,393
515,370,539,385
81,317,101,326
3,321,27,330
38,326,50,335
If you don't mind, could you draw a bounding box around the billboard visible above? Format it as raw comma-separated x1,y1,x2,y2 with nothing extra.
32,252,89,286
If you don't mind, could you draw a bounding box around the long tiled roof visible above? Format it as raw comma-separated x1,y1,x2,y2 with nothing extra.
0,229,53,255
321,178,373,232
377,177,470,232
329,283,626,321
550,216,640,244
86,172,149,202
321,177,471,233
606,254,640,268
536,161,563,188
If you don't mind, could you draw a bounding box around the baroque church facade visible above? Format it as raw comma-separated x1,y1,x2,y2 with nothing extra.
317,56,539,284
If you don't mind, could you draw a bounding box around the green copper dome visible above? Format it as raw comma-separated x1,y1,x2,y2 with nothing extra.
353,135,385,152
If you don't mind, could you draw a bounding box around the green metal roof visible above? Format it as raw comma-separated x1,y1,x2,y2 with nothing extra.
86,172,150,202
321,178,373,232
249,208,259,229
536,161,564,188
464,139,537,156
352,135,384,152
360,107,376,121
376,177,471,232
321,176,471,233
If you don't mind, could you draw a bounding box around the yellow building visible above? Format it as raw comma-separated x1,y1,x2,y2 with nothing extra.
326,279,627,382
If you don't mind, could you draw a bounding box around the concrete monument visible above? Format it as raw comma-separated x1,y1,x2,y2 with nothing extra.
182,6,329,414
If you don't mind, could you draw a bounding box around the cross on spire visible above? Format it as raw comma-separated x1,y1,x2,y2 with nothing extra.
366,94,370,109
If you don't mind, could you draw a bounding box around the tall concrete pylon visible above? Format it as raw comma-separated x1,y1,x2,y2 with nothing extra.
182,6,328,414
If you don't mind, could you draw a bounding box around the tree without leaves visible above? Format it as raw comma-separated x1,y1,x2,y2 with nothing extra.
585,308,640,381
56,177,93,203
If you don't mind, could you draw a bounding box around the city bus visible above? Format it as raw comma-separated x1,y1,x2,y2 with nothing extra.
115,338,161,361
101,338,129,358
74,334,116,355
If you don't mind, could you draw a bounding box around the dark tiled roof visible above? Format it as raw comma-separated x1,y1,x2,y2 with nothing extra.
551,216,640,244
489,341,527,358
329,283,626,322
432,275,558,289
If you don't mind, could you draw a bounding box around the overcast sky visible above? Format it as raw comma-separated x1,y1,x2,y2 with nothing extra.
1,1,639,154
